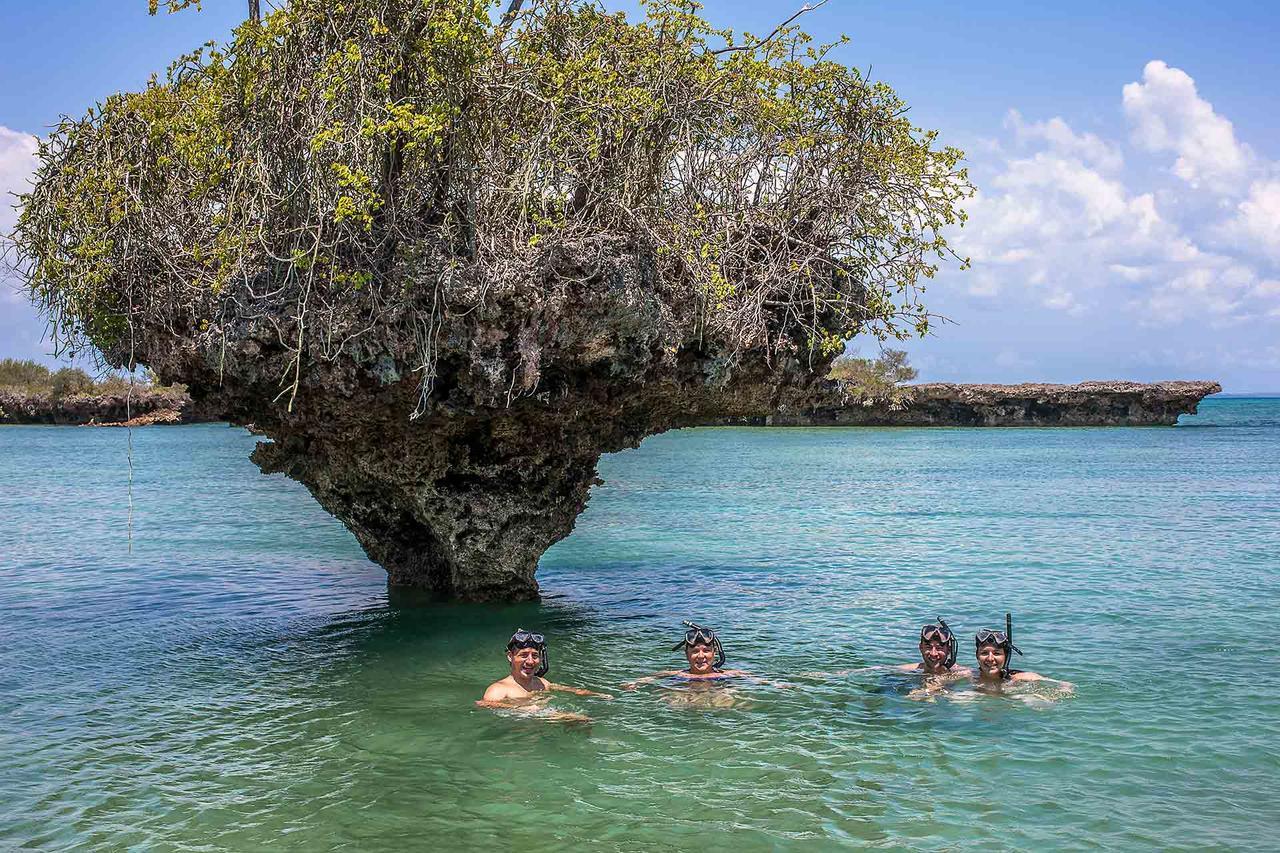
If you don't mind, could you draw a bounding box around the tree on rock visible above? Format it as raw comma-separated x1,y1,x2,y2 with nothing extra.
13,0,972,600
830,349,918,409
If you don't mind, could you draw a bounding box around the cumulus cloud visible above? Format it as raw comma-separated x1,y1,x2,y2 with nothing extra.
954,61,1279,341
959,142,1185,318
0,125,38,232
1219,179,1280,263
1122,60,1251,193
1005,109,1123,173
1,126,39,306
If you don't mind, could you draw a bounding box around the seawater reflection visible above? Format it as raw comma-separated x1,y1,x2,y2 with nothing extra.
2,399,1278,850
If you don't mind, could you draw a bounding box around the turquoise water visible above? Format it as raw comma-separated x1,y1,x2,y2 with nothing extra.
2,398,1278,850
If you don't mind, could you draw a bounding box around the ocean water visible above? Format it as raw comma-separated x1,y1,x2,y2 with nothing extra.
1,397,1278,850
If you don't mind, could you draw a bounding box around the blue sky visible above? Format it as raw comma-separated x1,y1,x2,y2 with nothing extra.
2,0,1278,390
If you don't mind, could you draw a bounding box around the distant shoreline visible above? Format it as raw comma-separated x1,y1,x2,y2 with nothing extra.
1,380,1223,428
0,387,200,427
693,380,1222,428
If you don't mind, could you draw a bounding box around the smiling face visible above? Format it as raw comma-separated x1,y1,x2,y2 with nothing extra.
976,643,1007,679
685,642,717,675
507,645,542,681
919,640,951,672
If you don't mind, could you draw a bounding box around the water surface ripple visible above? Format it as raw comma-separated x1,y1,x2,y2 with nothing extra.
2,398,1277,850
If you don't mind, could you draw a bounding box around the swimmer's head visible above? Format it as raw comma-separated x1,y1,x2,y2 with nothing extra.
672,622,725,674
506,628,549,679
974,618,1021,680
919,618,958,671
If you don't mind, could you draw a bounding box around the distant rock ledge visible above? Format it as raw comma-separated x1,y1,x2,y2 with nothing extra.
0,388,202,426
693,380,1222,427
2,380,1221,428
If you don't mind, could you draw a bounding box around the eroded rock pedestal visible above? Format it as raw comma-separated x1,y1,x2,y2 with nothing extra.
131,244,828,599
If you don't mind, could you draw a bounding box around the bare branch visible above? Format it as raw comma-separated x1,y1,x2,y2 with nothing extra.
709,0,832,56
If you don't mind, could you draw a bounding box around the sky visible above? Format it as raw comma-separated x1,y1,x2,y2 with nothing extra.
2,1,1278,390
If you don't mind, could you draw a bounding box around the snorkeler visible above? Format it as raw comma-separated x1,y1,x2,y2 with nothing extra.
622,622,786,689
973,614,1072,689
898,618,972,678
478,629,613,706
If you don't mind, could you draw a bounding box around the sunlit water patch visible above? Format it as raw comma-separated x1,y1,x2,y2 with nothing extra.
1,397,1277,850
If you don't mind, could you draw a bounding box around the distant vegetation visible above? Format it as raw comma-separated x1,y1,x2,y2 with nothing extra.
0,358,181,398
829,349,918,409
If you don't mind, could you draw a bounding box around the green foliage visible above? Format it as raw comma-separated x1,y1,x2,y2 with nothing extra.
49,367,96,398
0,358,179,398
829,348,918,409
14,0,973,373
0,358,52,388
148,0,202,15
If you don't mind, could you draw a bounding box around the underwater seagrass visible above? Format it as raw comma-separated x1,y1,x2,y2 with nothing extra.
12,0,971,599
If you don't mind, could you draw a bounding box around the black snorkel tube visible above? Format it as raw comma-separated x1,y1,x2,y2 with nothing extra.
507,628,549,678
672,621,726,670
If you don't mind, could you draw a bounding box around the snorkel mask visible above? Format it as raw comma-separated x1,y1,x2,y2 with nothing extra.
506,628,549,678
975,613,1022,679
920,617,958,669
671,621,726,669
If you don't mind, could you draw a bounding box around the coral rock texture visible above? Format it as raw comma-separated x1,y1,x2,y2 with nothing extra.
134,245,829,601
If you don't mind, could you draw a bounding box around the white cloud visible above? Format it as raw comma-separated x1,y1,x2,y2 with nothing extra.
955,62,1280,341
1220,179,1280,262
1005,109,1123,172
1136,260,1259,325
0,125,38,234
959,147,1183,297
1122,60,1251,193
1043,289,1084,314
1109,263,1153,282
0,127,39,316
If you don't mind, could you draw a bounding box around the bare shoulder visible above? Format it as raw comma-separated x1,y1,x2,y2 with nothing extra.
897,662,922,672
1010,671,1044,682
483,678,517,701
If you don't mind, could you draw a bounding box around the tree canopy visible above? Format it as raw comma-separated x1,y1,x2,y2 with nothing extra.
828,347,917,408
14,0,971,382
